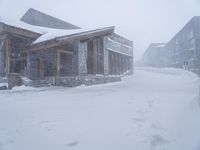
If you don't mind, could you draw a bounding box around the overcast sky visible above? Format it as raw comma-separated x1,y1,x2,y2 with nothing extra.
0,0,200,60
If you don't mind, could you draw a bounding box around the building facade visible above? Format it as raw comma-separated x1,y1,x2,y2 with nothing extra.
164,16,200,74
138,43,166,67
139,16,200,75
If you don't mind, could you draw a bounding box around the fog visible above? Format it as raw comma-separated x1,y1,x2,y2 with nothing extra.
0,0,200,60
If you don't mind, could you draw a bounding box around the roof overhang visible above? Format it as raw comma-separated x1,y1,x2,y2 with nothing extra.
0,22,41,39
28,26,114,52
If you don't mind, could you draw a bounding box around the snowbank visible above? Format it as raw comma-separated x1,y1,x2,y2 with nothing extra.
137,67,198,77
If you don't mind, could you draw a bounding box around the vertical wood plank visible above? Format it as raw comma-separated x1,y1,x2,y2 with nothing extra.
93,39,97,74
5,33,10,77
56,49,61,78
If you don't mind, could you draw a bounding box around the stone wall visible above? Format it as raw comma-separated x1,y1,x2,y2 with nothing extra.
7,73,22,89
55,75,121,87
103,37,109,75
77,41,87,75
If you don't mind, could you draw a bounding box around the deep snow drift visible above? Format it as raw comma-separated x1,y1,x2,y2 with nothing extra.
0,68,200,150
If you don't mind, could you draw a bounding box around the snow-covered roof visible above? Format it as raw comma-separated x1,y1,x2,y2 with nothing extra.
0,16,114,45
155,44,166,48
150,43,166,48
0,16,46,34
33,26,114,44
21,8,81,30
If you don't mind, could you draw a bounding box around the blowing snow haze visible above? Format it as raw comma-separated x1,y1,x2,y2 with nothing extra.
1,1,200,150
0,0,200,60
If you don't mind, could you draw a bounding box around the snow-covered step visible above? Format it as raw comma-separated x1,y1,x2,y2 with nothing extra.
30,80,51,88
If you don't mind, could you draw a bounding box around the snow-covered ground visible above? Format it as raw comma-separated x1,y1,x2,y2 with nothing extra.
0,68,200,150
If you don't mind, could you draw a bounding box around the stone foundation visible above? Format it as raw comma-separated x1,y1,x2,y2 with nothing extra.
8,73,22,89
55,75,121,87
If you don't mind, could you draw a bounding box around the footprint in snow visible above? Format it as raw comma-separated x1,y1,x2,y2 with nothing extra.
137,109,148,115
132,117,146,123
67,141,79,147
40,120,56,124
148,100,154,104
150,135,169,150
0,141,3,148
0,140,14,149
149,104,153,108
151,123,164,131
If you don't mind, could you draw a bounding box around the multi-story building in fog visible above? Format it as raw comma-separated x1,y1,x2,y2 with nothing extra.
165,16,200,74
138,43,166,67
140,16,200,75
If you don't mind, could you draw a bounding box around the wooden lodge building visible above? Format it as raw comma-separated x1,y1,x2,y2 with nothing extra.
0,9,133,87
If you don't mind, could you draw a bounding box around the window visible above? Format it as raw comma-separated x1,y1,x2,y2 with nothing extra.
189,39,195,50
175,39,179,45
188,30,194,39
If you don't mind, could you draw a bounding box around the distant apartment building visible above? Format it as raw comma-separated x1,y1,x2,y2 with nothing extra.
165,16,200,74
138,43,166,67
139,16,200,75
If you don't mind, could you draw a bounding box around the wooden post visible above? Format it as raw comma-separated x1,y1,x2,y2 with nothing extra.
0,33,6,76
5,34,10,77
56,49,61,79
117,54,120,75
131,41,134,74
119,54,122,75
93,39,97,74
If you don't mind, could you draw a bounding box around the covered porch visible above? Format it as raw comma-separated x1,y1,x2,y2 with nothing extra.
27,27,115,80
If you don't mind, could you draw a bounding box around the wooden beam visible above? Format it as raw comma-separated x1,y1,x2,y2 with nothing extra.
93,39,97,74
5,34,10,76
28,28,114,52
56,49,61,79
58,49,73,55
26,42,58,52
4,25,41,39
57,31,113,47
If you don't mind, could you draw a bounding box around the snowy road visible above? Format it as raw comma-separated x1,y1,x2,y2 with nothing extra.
0,68,200,150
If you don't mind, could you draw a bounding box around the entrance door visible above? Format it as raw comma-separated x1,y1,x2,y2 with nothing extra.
60,53,73,76
36,59,45,79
